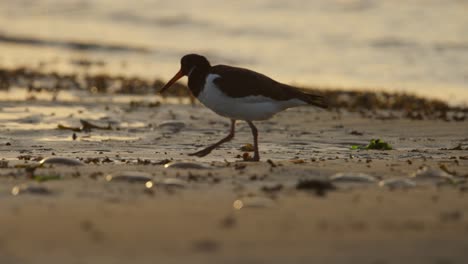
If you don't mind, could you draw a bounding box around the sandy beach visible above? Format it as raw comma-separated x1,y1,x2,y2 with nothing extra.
0,91,467,263
1,1,468,262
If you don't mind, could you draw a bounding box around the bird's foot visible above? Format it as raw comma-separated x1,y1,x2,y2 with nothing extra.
188,148,213,157
253,155,260,162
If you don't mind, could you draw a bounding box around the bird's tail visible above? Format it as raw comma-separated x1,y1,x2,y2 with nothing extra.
300,92,328,109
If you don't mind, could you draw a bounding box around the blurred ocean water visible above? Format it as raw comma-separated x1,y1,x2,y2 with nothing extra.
0,0,467,103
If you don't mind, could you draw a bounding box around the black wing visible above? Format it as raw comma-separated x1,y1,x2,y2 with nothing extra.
210,65,327,108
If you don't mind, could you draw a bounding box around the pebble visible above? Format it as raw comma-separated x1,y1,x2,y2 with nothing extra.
296,179,336,196
233,196,275,209
105,171,152,183
15,115,42,124
11,184,52,196
261,183,284,193
159,178,187,188
39,157,84,166
158,120,186,132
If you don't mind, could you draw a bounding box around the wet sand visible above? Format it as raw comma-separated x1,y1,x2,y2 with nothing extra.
1,94,467,264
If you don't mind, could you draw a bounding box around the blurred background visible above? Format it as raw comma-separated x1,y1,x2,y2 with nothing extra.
0,0,467,104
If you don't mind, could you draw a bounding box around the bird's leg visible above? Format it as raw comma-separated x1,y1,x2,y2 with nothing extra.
246,121,260,161
188,119,236,157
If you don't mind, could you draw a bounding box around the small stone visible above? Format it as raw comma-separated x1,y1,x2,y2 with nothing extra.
296,179,336,196
39,157,84,166
158,120,185,132
350,130,363,136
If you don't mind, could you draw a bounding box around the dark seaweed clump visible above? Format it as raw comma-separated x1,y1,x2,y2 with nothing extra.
318,89,465,121
0,66,466,121
0,67,186,96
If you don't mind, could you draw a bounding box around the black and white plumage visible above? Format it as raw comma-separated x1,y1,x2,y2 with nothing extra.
159,54,326,161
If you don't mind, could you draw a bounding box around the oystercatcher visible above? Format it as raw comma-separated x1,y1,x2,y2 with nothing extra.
159,54,327,161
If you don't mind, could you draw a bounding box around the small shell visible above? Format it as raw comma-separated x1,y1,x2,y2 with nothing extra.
164,162,211,169
11,184,52,196
39,157,84,166
330,172,377,183
410,166,454,182
105,171,152,183
379,178,416,189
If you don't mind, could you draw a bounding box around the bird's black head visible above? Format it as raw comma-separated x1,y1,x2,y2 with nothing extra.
180,54,211,75
159,54,211,93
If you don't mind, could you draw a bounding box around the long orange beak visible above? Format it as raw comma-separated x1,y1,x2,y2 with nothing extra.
159,69,184,93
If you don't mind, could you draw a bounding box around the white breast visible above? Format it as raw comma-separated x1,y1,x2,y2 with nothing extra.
196,74,306,121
